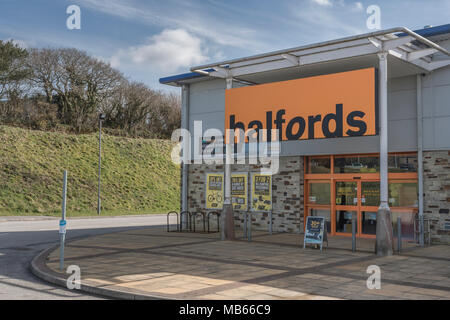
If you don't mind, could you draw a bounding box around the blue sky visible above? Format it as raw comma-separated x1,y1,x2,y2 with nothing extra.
1,0,449,91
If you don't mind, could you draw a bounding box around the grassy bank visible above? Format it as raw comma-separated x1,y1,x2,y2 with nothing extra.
0,126,180,217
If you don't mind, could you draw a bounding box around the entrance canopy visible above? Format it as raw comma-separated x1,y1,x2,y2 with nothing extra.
161,26,450,87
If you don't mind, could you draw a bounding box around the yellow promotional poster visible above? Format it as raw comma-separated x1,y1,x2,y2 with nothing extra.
231,173,248,211
206,173,224,210
251,174,272,212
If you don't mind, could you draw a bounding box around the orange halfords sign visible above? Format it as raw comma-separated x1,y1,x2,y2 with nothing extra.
225,68,378,141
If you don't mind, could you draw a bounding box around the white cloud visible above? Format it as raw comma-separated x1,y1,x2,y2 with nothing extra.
111,29,209,72
311,0,334,7
291,2,366,38
78,0,264,51
311,0,365,12
352,2,364,11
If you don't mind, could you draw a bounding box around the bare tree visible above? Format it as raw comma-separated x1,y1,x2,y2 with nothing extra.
28,48,124,132
102,81,180,138
3,43,180,137
147,91,181,138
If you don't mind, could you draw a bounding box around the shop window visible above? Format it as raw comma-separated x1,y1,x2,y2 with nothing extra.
359,211,416,238
307,157,331,174
334,156,379,174
361,182,380,207
336,210,357,233
335,181,357,206
308,182,331,205
392,211,416,240
389,154,418,173
309,208,331,233
362,211,377,235
388,183,418,207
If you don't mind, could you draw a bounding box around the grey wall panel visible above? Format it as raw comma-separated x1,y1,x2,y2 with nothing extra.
191,78,226,91
423,66,450,87
388,119,417,151
189,79,225,116
388,89,417,120
280,118,418,157
434,85,450,117
281,136,380,156
422,87,434,118
422,66,450,150
388,76,416,92
188,112,225,134
189,79,226,134
190,90,225,114
423,118,435,149
434,116,450,149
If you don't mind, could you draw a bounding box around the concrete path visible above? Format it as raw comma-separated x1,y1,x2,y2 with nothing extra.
34,227,450,300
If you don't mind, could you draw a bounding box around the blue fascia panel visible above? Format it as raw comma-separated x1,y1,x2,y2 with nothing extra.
397,23,450,38
159,68,215,85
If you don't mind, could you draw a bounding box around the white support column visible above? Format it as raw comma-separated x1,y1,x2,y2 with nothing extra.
225,78,233,204
222,78,235,241
417,74,425,247
376,51,394,256
379,52,389,210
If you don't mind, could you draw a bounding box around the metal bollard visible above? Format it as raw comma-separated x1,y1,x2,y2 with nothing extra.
397,217,402,253
244,212,247,239
269,211,273,235
248,213,252,242
352,218,356,253
59,170,67,271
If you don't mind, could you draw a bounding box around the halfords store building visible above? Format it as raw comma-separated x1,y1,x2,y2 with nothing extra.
161,24,450,245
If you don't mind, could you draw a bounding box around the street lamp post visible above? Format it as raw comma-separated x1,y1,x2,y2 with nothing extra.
97,113,106,215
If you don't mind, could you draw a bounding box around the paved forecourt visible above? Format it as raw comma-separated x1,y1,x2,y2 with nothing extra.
33,227,450,300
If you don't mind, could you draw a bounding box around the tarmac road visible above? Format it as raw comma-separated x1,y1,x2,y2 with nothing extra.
0,215,169,300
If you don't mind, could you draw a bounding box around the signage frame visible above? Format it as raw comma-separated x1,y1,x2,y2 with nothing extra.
225,68,380,142
231,172,248,211
250,172,273,212
205,173,224,210
303,216,328,252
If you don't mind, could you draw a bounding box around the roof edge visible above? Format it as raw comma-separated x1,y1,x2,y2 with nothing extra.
159,68,215,86
160,23,450,86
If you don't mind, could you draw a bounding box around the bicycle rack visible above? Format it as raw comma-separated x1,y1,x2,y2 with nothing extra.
192,212,206,233
166,211,179,232
207,211,221,233
179,211,192,232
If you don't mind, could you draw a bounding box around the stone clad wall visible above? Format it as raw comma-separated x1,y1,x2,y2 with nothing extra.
186,157,304,234
184,151,450,243
423,151,450,244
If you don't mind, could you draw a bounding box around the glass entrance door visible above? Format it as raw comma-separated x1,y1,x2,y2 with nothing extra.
360,181,380,236
335,181,359,235
334,179,380,238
